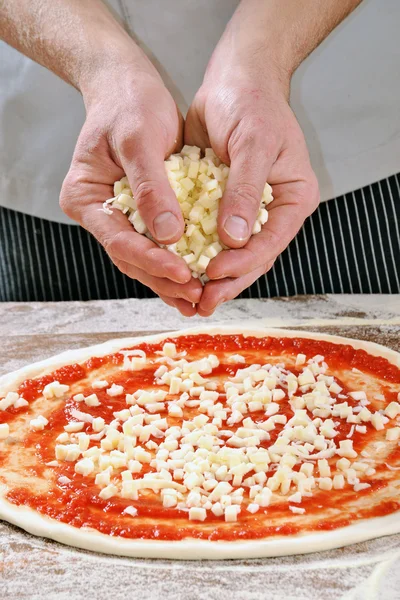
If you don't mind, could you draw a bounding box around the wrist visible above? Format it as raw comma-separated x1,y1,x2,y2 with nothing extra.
79,39,161,109
204,37,292,102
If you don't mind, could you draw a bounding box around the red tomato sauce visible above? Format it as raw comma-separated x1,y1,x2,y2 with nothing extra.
2,334,400,541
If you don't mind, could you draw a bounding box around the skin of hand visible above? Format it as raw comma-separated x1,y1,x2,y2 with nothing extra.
186,67,319,317
1,0,201,316
60,62,202,317
185,46,319,318
185,0,362,317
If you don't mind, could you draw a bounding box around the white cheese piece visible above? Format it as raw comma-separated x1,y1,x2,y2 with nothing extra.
92,417,106,432
288,492,302,503
95,469,112,488
55,444,81,462
99,484,119,500
348,391,367,401
0,392,20,411
92,380,109,389
189,507,207,521
386,427,400,441
0,423,10,439
107,384,124,397
246,503,260,514
295,354,307,367
337,440,357,458
123,506,138,517
333,474,345,489
58,476,71,485
385,402,400,419
228,354,246,364
75,457,95,476
14,397,29,409
224,505,240,522
354,482,371,492
84,393,100,407
289,506,305,514
30,415,49,431
73,394,85,403
43,381,70,399
70,408,94,423
64,422,85,433
371,412,385,431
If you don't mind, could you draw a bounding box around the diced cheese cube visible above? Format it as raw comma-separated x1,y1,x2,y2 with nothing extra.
371,412,385,431
30,415,49,431
84,393,100,407
0,423,10,439
318,477,333,491
337,440,357,459
247,503,260,514
0,392,20,411
189,507,207,521
386,427,400,441
317,459,331,477
224,505,240,522
92,380,108,389
385,402,400,419
99,484,119,500
107,384,124,397
43,381,70,399
333,474,345,489
75,458,95,476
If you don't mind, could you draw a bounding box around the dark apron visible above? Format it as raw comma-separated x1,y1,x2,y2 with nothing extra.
0,174,399,301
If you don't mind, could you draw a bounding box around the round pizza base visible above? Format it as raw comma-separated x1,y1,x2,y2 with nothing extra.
1,325,400,560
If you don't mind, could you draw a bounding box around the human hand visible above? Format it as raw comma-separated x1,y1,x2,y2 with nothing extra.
185,28,319,316
60,53,202,317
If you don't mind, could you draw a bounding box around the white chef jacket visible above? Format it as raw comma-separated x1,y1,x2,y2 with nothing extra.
0,0,399,224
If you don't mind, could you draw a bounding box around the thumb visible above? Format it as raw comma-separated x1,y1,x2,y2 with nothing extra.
218,142,276,249
121,140,184,245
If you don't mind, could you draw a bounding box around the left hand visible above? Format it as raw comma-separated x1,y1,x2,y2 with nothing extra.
185,35,319,316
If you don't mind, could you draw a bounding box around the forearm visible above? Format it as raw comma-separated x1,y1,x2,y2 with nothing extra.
212,0,362,93
0,0,151,94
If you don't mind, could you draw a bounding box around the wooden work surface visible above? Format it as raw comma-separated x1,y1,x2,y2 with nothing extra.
1,295,400,600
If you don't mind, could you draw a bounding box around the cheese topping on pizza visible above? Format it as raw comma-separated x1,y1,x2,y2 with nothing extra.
1,333,400,541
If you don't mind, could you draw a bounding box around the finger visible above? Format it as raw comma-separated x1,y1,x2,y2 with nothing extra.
208,180,319,280
184,103,210,150
119,137,185,245
198,265,266,315
116,259,203,304
159,295,198,318
217,133,277,249
74,192,192,284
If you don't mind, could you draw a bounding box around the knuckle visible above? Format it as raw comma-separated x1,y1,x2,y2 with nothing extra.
142,248,163,274
229,116,279,155
102,230,128,260
75,119,108,158
117,121,146,159
135,180,165,212
230,182,261,210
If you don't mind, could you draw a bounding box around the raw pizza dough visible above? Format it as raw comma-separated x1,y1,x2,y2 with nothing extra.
1,325,400,560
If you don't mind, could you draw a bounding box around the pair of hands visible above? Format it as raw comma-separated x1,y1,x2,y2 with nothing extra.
60,34,319,317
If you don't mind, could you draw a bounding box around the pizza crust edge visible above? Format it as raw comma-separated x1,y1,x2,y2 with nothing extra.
1,325,399,560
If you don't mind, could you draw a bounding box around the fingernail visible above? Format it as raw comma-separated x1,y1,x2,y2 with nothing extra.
223,216,248,241
154,212,180,241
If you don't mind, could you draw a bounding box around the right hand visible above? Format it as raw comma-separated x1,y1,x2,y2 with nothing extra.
60,56,202,317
